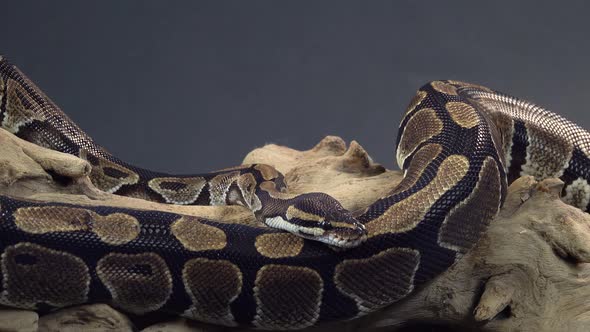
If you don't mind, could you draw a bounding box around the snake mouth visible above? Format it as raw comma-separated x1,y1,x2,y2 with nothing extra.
318,225,368,248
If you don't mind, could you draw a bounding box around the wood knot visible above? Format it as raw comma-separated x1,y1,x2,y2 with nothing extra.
311,136,347,155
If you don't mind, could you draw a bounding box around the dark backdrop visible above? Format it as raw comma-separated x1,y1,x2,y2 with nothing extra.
3,1,590,172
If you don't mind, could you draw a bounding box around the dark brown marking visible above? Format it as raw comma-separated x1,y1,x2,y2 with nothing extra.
0,243,89,308
96,252,172,314
102,166,131,179
508,120,529,183
335,248,419,312
254,265,323,329
182,258,242,326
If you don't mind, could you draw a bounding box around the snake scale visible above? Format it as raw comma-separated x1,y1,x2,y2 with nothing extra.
0,56,589,329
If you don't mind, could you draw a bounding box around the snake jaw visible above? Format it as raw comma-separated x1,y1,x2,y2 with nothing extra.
318,223,367,248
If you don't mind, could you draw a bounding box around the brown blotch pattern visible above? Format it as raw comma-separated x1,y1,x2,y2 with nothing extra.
390,144,442,196
255,233,305,258
367,155,470,237
96,252,172,314
401,90,427,123
14,206,91,234
80,150,139,193
209,171,241,205
14,206,140,246
439,157,501,252
0,243,89,308
447,80,495,93
334,248,420,312
237,173,262,211
2,79,45,133
253,265,323,329
148,177,207,204
431,81,458,96
522,123,573,180
92,213,140,245
171,216,227,251
397,108,443,168
182,258,242,325
446,102,479,128
254,164,280,181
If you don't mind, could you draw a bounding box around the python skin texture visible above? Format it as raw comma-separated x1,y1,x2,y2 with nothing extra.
1,57,590,329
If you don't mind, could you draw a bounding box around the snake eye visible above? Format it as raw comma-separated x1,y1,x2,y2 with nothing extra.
319,220,333,230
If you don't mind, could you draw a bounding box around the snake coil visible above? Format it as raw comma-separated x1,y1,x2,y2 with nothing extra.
0,58,589,329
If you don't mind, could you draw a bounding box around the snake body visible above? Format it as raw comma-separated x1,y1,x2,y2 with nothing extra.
0,57,589,329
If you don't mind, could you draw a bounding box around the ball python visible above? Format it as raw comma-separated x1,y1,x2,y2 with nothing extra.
0,56,589,330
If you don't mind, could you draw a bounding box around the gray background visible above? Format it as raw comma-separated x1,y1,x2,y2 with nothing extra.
3,1,590,172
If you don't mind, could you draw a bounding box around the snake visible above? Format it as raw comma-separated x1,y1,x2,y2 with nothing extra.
0,56,589,330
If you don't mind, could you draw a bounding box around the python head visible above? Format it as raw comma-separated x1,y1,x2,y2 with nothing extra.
264,193,367,248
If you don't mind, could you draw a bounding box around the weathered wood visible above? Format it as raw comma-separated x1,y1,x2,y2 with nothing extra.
0,128,588,332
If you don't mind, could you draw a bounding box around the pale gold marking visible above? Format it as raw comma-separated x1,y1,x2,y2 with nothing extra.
255,233,305,258
401,90,428,124
237,173,262,211
14,206,140,245
260,181,298,199
214,165,250,172
93,213,140,245
148,177,207,204
367,155,470,237
447,80,495,93
171,216,227,251
390,144,442,196
438,156,501,252
2,79,45,133
522,123,573,181
80,149,139,193
286,205,324,223
397,108,443,167
446,101,479,128
209,171,241,205
431,81,458,95
254,164,280,181
14,206,91,233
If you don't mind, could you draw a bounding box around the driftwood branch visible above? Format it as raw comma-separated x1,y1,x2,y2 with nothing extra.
0,128,589,332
